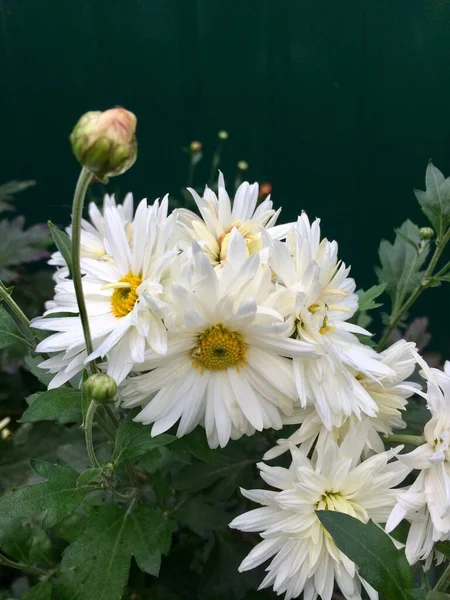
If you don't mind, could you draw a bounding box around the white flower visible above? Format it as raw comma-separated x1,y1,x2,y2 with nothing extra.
230,431,409,600
32,197,175,387
121,230,317,448
175,172,292,266
49,193,134,274
264,340,419,460
386,358,450,565
268,213,395,429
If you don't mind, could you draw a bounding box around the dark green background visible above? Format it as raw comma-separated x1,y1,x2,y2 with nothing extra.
1,0,449,352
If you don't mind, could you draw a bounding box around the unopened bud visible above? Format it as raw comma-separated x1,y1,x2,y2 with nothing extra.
83,374,117,404
259,182,272,198
237,160,248,171
70,108,137,180
419,227,434,240
218,130,229,140
190,141,202,152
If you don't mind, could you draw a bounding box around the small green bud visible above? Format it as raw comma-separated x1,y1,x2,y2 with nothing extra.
237,160,249,171
419,227,434,240
70,107,137,180
83,374,117,404
190,140,202,152
218,130,229,140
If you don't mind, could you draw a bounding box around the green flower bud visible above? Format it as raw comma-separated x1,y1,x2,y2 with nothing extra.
218,130,229,140
419,227,434,240
83,374,117,404
237,160,249,171
70,107,137,180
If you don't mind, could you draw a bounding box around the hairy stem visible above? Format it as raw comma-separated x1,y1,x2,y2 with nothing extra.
84,400,102,468
0,552,47,576
384,434,424,446
0,279,35,346
71,168,96,375
434,561,450,593
378,228,450,351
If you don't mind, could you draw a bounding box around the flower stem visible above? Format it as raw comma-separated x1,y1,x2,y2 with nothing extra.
0,552,47,576
71,167,96,375
0,279,35,346
384,434,424,446
378,228,450,351
84,400,101,468
434,562,450,593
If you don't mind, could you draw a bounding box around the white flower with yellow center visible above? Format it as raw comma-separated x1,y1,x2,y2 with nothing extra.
120,230,317,448
268,213,395,429
49,193,134,274
33,196,175,387
175,172,292,266
229,433,410,600
386,358,450,565
264,340,419,460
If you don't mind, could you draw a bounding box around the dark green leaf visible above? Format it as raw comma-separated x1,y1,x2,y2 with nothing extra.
438,273,450,282
61,504,175,600
113,419,175,464
414,162,450,239
0,307,28,350
77,468,103,488
317,511,413,600
0,461,92,528
0,517,52,567
47,221,72,275
171,428,223,464
20,582,52,600
24,355,53,386
436,541,450,560
375,220,429,312
21,389,82,425
357,283,386,312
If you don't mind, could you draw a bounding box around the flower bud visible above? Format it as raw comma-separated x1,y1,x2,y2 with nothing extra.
259,182,272,199
218,130,229,140
190,140,202,152
70,108,137,180
419,227,434,240
83,374,117,404
237,160,249,171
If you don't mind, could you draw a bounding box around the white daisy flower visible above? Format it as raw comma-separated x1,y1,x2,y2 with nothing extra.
121,230,317,448
175,172,292,266
33,196,175,387
268,213,395,429
49,193,134,273
386,358,450,565
229,431,410,600
264,340,419,460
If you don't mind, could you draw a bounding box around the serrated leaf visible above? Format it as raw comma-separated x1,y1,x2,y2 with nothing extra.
0,517,52,567
415,162,450,239
77,468,103,488
47,221,72,276
61,504,175,600
113,420,175,464
375,220,429,313
317,511,413,600
0,461,92,528
357,284,386,312
21,389,82,425
24,354,53,386
20,582,52,600
0,217,51,282
0,307,28,350
171,428,223,464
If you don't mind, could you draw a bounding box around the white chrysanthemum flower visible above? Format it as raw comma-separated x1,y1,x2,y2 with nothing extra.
230,431,410,600
175,173,292,266
264,340,419,460
386,358,450,565
32,197,175,387
268,213,395,429
121,230,317,448
49,193,134,272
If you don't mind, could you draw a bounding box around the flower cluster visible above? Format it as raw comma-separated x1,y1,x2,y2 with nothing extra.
33,173,448,599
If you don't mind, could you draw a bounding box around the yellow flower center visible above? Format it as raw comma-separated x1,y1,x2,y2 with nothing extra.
192,324,247,372
110,273,142,317
218,220,262,262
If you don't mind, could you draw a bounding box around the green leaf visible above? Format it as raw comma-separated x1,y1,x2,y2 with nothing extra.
415,162,450,239
61,504,175,600
317,511,413,600
0,517,52,567
113,419,175,464
24,354,54,386
0,461,93,528
0,307,28,350
21,389,82,425
48,220,72,275
20,582,52,600
436,541,450,560
77,468,104,488
171,427,223,464
357,283,386,312
438,273,450,282
375,220,429,312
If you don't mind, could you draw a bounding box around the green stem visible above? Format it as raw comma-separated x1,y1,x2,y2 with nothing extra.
84,400,101,468
434,562,450,593
71,168,96,375
0,552,47,576
378,229,450,350
0,279,35,346
384,434,424,446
